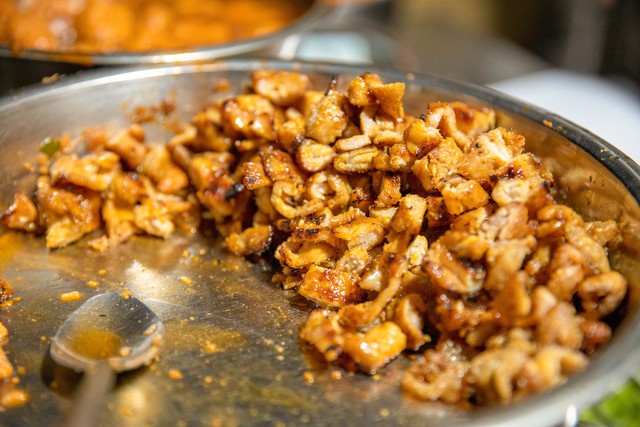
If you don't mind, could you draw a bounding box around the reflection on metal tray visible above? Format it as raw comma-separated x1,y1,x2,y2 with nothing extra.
1,231,456,426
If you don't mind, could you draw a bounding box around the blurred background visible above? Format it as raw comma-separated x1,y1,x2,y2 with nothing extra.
374,0,639,85
310,0,640,160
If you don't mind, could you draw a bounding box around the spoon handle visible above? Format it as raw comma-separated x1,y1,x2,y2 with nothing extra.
56,362,116,427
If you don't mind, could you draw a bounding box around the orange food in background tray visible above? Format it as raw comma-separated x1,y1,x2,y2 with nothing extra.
0,0,311,53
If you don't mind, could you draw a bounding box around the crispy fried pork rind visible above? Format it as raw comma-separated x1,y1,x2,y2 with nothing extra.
1,70,627,407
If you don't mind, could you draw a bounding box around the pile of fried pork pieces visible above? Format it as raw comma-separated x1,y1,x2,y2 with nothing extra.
1,70,627,406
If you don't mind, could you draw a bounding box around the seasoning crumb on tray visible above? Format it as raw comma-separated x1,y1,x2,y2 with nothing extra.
0,303,29,408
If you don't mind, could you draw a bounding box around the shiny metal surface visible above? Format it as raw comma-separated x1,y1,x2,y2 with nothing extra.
1,59,640,427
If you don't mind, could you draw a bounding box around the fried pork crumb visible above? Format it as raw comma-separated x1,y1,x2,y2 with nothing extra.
302,371,315,384
168,369,183,380
0,389,30,408
59,291,83,302
0,322,29,409
179,276,193,286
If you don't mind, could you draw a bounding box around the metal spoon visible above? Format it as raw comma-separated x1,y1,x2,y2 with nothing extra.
50,292,165,427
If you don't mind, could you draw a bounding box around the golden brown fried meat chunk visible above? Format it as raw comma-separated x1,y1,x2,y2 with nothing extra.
1,193,39,233
36,176,102,249
306,79,350,145
50,151,121,192
252,70,311,107
299,265,365,308
105,126,147,170
226,225,273,257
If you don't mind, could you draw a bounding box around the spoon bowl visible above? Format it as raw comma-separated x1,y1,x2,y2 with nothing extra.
51,292,165,372
50,292,164,427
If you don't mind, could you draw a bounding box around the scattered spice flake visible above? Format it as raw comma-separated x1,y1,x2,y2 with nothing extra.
168,369,183,380
0,300,15,309
543,119,553,128
143,324,157,336
181,250,190,259
119,406,134,416
299,415,311,424
124,98,167,123
98,269,107,276
22,162,35,173
41,74,61,85
119,346,132,357
127,105,158,124
160,97,176,116
330,370,343,380
203,375,214,385
151,335,163,347
59,291,82,302
302,371,315,384
379,408,390,418
86,280,99,288
121,289,132,300
203,341,219,354
213,79,231,92
179,276,193,286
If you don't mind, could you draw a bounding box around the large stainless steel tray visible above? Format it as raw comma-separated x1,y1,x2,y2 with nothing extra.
1,59,640,427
